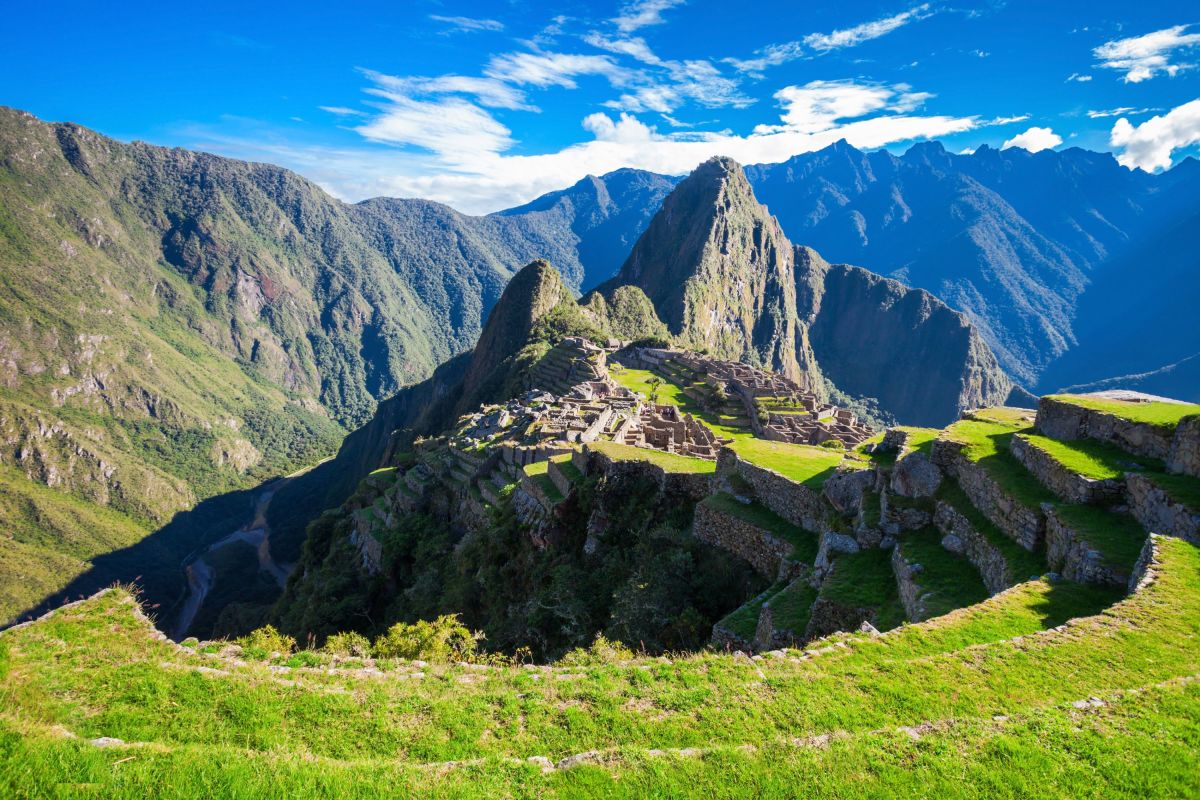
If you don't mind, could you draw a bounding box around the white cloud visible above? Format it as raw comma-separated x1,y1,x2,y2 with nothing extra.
987,114,1031,125
485,51,631,88
319,106,367,117
613,0,684,33
804,4,932,52
726,5,931,74
364,71,535,111
1066,72,1093,82
354,94,514,159
1110,99,1200,171
959,147,976,155
429,15,504,33
1094,25,1200,83
1001,126,1063,153
1086,107,1156,119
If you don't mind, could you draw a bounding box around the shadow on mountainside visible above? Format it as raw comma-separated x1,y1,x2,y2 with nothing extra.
7,482,266,638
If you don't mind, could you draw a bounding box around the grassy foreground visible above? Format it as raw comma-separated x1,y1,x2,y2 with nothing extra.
1,535,1196,797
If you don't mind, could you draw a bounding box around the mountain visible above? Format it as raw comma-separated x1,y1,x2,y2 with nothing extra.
601,157,812,384
743,141,1199,391
0,107,667,626
603,156,1013,424
793,247,1016,426
494,168,680,291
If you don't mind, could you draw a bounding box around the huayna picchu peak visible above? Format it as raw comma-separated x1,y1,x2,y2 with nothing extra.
1,48,1199,795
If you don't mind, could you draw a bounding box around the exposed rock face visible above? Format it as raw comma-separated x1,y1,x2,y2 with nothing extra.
1009,434,1124,505
891,545,932,622
822,468,877,515
1044,506,1134,588
605,156,1014,426
607,157,809,382
890,452,943,499
794,248,1015,426
1127,474,1200,544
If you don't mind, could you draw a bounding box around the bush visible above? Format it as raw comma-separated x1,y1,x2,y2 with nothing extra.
819,439,847,450
373,615,479,662
322,631,373,658
558,634,635,667
236,625,297,660
286,651,325,668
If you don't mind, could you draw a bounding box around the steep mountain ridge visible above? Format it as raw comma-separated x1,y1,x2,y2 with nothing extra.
744,141,1199,390
605,157,1013,424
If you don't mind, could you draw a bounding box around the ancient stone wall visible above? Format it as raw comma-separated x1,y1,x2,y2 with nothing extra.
1036,396,1174,460
890,545,928,622
1009,434,1124,505
1126,473,1199,544
949,458,1044,551
716,449,829,532
692,499,794,579
932,500,1015,594
804,596,874,641
1043,506,1133,589
587,448,713,502
1167,415,1200,479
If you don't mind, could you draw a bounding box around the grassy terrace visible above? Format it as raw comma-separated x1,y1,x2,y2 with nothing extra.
1019,433,1160,480
767,579,818,635
898,527,990,618
1051,505,1146,571
728,439,846,488
1143,471,1200,511
937,480,1046,581
1046,394,1200,430
898,426,940,457
702,493,819,563
2,534,1194,796
717,582,783,640
942,412,1055,509
820,547,906,630
587,441,716,474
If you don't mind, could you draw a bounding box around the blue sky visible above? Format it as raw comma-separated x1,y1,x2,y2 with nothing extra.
3,1,1199,212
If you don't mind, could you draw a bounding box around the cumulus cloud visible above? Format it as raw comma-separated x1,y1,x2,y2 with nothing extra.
1094,25,1200,83
1001,126,1063,153
1110,99,1200,171
613,0,684,33
429,15,504,33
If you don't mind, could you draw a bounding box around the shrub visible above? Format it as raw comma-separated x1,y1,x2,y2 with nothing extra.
236,625,297,660
819,439,846,450
373,615,479,662
323,631,373,658
558,634,635,667
286,651,325,668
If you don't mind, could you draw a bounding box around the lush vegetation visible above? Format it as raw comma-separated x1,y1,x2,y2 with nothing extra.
1020,433,1159,481
3,532,1189,796
701,493,818,563
588,441,717,474
1050,505,1146,571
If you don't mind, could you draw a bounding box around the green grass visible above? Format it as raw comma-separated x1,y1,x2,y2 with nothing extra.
820,547,905,630
1050,505,1146,571
898,427,940,457
942,417,1056,509
4,531,1194,796
531,473,565,504
522,460,551,477
588,441,717,474
1046,395,1200,430
717,582,784,640
937,480,1046,581
1019,433,1160,481
1142,471,1200,511
767,579,818,635
701,493,819,563
897,527,990,618
728,439,844,489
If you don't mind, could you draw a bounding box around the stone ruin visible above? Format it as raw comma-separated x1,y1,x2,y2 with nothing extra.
630,346,874,447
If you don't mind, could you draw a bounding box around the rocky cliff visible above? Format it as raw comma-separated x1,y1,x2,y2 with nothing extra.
794,246,1015,426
